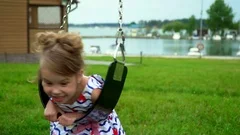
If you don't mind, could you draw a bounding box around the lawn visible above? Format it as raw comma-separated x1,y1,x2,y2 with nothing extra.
0,57,240,135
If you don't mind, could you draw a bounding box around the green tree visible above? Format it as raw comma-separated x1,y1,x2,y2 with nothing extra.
138,20,147,27
206,0,234,36
162,21,186,33
145,26,152,35
187,15,196,36
130,21,136,25
145,20,162,28
232,21,240,31
152,30,159,37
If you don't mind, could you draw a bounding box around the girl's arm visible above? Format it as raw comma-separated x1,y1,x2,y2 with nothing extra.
91,88,102,103
44,100,59,122
58,88,102,126
45,100,85,126
58,112,85,126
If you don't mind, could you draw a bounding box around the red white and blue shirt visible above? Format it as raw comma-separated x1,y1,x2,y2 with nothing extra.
50,74,125,135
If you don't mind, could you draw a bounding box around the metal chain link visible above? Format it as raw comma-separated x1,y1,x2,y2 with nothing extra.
60,0,73,30
114,0,125,62
118,0,123,32
116,0,125,45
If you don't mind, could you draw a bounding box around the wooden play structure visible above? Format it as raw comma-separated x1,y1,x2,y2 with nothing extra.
0,0,72,54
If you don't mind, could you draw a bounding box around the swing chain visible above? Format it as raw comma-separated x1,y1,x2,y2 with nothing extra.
115,0,125,62
60,0,73,30
118,0,123,33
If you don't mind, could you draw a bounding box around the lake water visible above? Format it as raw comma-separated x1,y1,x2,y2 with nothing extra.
69,27,240,57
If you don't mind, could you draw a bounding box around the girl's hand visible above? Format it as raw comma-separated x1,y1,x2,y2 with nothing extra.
44,100,62,122
58,112,85,126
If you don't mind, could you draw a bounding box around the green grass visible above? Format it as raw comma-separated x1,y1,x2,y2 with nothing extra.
0,57,240,135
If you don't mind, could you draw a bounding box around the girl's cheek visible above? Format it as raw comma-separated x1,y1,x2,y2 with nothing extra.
43,86,51,93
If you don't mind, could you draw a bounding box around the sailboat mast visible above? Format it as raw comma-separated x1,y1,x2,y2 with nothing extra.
200,0,203,40
239,21,240,34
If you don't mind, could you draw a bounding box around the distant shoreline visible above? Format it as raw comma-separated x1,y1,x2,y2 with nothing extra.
85,53,240,60
0,53,239,63
82,36,177,39
82,36,153,39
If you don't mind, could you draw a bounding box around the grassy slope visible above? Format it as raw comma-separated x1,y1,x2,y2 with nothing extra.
0,57,240,134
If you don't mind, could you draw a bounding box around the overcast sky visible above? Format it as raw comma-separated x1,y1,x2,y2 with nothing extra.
68,0,240,24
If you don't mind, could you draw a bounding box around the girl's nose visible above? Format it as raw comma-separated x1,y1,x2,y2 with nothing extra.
51,86,61,95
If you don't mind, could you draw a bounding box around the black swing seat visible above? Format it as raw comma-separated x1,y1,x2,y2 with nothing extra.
39,60,127,124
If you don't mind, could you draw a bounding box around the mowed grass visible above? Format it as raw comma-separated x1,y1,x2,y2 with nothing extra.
0,57,240,135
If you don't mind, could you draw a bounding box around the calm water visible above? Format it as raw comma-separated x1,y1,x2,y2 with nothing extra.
69,27,240,56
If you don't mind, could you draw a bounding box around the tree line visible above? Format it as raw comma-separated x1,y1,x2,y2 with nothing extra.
135,0,240,37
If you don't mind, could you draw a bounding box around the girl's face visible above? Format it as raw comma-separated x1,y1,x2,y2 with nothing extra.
41,67,82,104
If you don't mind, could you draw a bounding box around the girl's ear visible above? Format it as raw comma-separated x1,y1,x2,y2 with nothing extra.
77,69,84,83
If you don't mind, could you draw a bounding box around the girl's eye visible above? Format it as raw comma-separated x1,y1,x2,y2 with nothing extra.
60,82,68,86
44,81,52,85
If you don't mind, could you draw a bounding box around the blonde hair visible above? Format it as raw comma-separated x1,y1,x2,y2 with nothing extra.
35,31,84,77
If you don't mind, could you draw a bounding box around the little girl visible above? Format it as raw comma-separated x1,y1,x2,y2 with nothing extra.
35,31,125,135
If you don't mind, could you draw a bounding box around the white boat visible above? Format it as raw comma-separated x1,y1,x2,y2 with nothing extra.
237,51,240,56
203,35,211,40
237,22,240,40
237,45,240,56
236,35,240,41
226,34,234,40
90,45,101,54
212,35,221,41
172,33,181,40
191,35,199,40
187,47,201,56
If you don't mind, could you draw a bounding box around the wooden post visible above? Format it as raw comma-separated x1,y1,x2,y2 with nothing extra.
29,6,38,28
140,51,143,64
